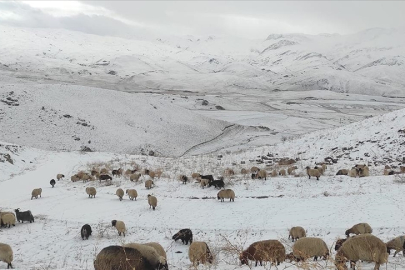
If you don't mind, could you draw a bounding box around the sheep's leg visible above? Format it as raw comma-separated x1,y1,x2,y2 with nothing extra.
316,176,319,180
394,250,398,257
314,256,318,261
350,261,356,269
255,261,258,267
373,263,380,270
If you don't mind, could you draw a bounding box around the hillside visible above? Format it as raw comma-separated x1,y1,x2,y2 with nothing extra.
0,25,404,96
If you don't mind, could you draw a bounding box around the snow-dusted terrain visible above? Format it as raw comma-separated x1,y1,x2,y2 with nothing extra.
2,108,405,269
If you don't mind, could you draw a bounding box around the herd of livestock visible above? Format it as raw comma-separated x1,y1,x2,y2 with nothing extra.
1,162,404,269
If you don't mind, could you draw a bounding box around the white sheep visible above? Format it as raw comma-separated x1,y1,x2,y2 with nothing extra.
111,220,126,236
145,179,154,189
305,167,321,180
129,173,141,182
148,194,157,210
0,243,13,269
126,189,138,200
56,173,65,180
189,241,213,266
31,188,42,200
144,242,167,259
217,189,235,202
1,213,16,228
116,188,124,201
123,243,168,269
85,187,96,198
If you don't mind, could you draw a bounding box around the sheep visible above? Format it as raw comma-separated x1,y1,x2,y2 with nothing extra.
71,175,80,182
208,179,225,189
81,224,92,240
149,170,156,179
257,169,267,180
112,168,122,177
240,240,286,267
172,229,193,245
1,213,16,228
191,173,200,179
76,171,87,179
115,188,124,201
31,188,42,199
14,208,34,223
100,168,109,174
271,170,277,177
292,237,329,261
124,169,137,177
180,175,188,184
145,179,154,189
224,168,235,177
0,243,13,269
99,174,112,182
279,169,286,176
251,166,260,173
144,242,167,259
289,226,306,242
126,189,138,200
155,169,163,179
0,212,14,227
81,173,92,182
356,164,370,177
111,220,126,236
200,178,209,188
305,166,321,180
94,245,154,270
345,223,372,237
123,243,168,270
50,179,56,188
288,166,298,175
336,169,349,176
384,169,395,175
56,173,65,180
335,234,388,270
129,173,141,182
148,194,157,210
85,187,96,198
200,174,214,183
188,241,213,266
349,167,358,177
386,235,405,257
217,189,235,202
241,168,248,175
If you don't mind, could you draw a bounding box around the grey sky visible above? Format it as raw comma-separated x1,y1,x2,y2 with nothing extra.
1,1,404,39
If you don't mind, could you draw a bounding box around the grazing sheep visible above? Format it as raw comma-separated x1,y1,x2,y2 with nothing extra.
145,179,154,189
257,170,267,180
191,173,200,179
188,241,213,266
386,236,405,257
100,168,109,174
0,243,13,269
289,226,306,242
217,189,235,202
314,165,324,175
335,238,347,251
225,168,235,177
112,168,122,177
81,224,92,240
148,194,157,210
31,188,42,200
91,169,99,176
81,173,92,183
115,188,124,201
345,223,372,237
208,179,225,189
85,187,96,198
271,170,277,177
99,174,112,182
124,169,137,177
123,243,168,270
305,166,321,180
288,166,298,175
335,234,388,270
251,166,260,173
126,189,138,200
144,242,167,259
356,164,370,177
129,173,141,182
14,208,34,223
71,175,80,182
349,167,358,177
292,237,329,261
180,175,188,184
149,171,156,179
1,214,16,228
0,212,14,227
200,178,209,189
251,172,258,179
56,173,65,180
240,240,286,266
336,169,349,176
94,245,153,270
241,168,248,175
50,179,56,188
200,175,214,183
111,220,126,236
172,229,193,245
279,169,286,176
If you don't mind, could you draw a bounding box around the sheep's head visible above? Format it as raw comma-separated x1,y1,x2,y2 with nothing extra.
172,232,181,240
111,220,117,227
335,239,346,251
239,252,248,265
14,208,20,213
345,230,350,237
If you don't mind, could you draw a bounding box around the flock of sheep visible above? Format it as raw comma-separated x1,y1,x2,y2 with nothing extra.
0,161,401,269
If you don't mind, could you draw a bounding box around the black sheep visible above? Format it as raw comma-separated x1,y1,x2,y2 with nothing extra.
14,208,34,223
200,174,214,183
181,175,188,184
50,179,56,188
99,174,112,182
172,228,193,245
81,224,92,240
209,180,225,189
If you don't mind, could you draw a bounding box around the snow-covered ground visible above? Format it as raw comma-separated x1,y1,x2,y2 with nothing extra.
2,108,405,269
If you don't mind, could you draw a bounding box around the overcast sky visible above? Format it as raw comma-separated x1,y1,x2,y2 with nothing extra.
0,1,404,39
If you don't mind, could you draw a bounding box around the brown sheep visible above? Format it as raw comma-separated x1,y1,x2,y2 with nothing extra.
94,245,153,270
71,175,80,182
217,189,235,202
292,237,329,261
129,173,141,182
355,164,370,177
0,243,13,269
188,241,213,266
348,167,358,177
148,171,156,179
115,188,124,201
288,166,298,175
345,223,372,237
257,169,267,180
191,173,200,179
56,173,65,180
289,226,306,242
145,179,154,189
271,170,277,177
241,168,248,175
336,169,349,176
251,166,260,173
305,166,321,180
386,235,405,257
85,187,96,198
126,189,138,200
31,188,42,199
335,234,388,270
240,240,285,267
279,169,286,176
147,194,157,210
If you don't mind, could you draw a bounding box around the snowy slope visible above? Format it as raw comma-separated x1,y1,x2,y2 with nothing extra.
0,25,405,96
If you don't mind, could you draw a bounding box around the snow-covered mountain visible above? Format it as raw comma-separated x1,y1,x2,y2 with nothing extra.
1,25,404,96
